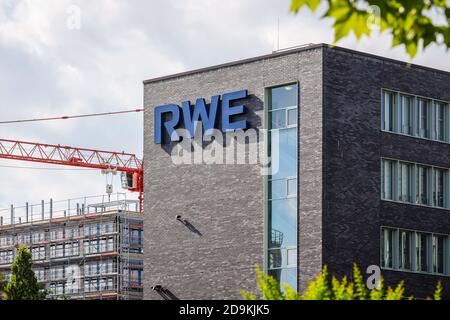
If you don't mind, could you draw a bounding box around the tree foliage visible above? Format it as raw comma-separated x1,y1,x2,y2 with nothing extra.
290,0,450,57
0,271,6,300
242,264,442,300
4,245,46,300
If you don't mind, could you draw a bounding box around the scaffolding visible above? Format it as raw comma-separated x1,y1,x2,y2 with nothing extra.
0,193,143,300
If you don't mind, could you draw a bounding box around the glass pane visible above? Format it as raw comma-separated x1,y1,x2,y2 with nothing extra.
416,99,430,138
287,108,298,126
416,165,430,205
398,162,411,202
268,248,297,269
382,160,394,200
268,268,297,292
269,179,286,200
399,230,411,270
433,235,444,274
400,95,413,134
269,198,297,248
269,84,298,110
433,168,446,208
270,128,297,180
416,233,428,272
435,102,446,141
287,179,297,196
270,110,286,129
268,248,283,269
383,92,395,131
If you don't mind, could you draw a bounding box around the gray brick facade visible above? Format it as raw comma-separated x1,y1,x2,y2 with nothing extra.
322,47,450,298
143,44,450,299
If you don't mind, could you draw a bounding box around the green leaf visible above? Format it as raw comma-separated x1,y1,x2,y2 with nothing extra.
405,40,419,57
290,0,450,59
290,0,321,13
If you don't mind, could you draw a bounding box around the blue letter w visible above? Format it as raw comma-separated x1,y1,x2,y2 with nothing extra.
181,96,219,139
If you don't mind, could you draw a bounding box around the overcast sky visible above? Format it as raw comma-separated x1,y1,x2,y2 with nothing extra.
0,0,449,215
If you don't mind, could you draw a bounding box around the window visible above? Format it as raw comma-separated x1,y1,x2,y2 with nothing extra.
267,83,298,292
32,232,45,243
416,98,430,138
381,159,449,209
382,89,450,143
381,159,395,201
83,237,114,255
433,168,446,208
0,250,14,264
432,235,445,274
17,233,31,245
66,227,80,239
434,102,448,141
400,94,414,135
381,228,395,269
66,278,80,294
50,266,64,280
64,242,79,257
130,229,143,246
84,277,114,293
382,91,396,132
399,230,411,270
103,222,114,234
100,238,107,252
382,227,449,275
50,283,65,295
31,246,46,261
398,162,412,202
50,228,64,241
85,260,114,276
129,269,143,286
34,268,46,282
416,232,429,272
416,165,430,205
50,244,64,259
107,237,114,251
0,235,13,247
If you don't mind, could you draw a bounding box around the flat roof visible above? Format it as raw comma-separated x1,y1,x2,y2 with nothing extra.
143,43,450,85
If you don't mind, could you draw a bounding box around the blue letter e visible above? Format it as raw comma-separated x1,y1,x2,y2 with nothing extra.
221,90,248,132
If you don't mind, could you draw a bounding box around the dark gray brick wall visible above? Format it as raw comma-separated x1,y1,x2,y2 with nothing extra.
143,44,450,300
322,47,450,298
143,48,323,299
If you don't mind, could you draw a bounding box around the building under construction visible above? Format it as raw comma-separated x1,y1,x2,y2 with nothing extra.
0,193,143,300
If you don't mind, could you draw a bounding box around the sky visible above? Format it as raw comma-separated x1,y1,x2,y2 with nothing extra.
0,0,449,215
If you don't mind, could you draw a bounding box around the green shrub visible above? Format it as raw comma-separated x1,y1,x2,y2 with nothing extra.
242,264,442,300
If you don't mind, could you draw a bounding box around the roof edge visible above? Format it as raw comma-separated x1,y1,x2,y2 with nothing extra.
143,43,325,85
143,43,450,85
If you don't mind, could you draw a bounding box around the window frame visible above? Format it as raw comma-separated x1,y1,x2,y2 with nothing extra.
264,82,299,292
381,89,450,144
381,226,450,276
381,158,450,211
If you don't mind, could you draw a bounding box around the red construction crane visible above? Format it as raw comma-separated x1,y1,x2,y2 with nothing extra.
0,138,144,212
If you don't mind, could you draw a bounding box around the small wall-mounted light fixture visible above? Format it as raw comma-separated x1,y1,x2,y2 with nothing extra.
152,285,164,292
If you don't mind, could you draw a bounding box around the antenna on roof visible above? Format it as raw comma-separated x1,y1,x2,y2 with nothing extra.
277,17,280,51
